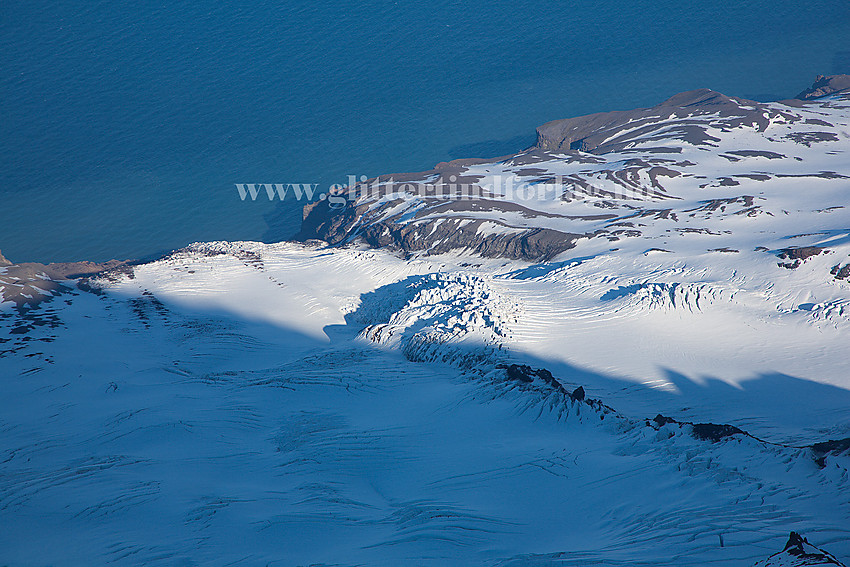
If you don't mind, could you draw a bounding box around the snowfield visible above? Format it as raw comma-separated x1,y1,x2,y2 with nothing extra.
2,80,850,565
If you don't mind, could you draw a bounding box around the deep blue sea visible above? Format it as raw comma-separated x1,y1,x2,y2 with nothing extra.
2,1,849,263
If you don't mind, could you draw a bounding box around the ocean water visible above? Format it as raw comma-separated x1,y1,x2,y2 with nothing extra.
2,0,849,263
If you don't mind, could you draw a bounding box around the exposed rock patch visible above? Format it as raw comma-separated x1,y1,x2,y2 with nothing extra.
830,264,850,280
778,247,826,269
754,531,846,566
1,259,131,307
534,89,783,154
651,414,744,442
796,74,850,100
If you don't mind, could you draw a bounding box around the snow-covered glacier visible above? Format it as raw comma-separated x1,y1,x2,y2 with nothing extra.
2,76,850,566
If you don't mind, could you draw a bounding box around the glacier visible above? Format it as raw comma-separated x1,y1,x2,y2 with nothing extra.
2,76,850,566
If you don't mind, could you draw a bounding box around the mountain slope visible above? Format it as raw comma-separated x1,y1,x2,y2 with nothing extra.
299,76,850,265
1,76,850,566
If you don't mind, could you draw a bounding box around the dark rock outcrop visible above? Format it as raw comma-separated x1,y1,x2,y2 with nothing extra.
650,414,744,442
830,264,850,280
299,198,582,262
812,437,850,468
754,531,846,566
796,74,850,100
498,364,592,400
0,258,130,307
691,422,745,442
778,247,826,261
652,414,677,426
534,89,782,154
571,385,585,402
504,363,536,383
777,247,826,269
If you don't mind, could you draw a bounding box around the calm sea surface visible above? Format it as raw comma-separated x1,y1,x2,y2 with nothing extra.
2,0,849,262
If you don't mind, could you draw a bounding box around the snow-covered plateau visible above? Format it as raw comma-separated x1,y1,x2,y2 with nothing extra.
2,75,850,566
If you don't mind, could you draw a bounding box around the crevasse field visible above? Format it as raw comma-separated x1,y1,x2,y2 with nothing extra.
2,86,850,565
